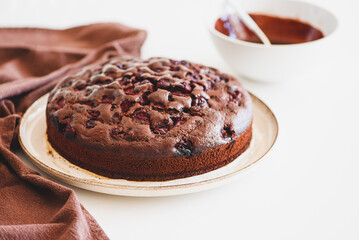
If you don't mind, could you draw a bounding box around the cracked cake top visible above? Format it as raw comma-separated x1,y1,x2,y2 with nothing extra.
46,56,252,158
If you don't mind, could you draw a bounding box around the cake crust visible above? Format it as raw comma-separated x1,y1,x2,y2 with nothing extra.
46,57,253,181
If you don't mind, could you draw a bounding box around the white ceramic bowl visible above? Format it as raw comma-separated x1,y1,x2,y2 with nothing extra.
208,0,338,82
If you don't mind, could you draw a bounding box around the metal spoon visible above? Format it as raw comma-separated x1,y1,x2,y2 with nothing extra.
224,0,272,46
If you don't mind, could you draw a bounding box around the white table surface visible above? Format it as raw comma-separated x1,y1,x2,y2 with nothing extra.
2,0,359,239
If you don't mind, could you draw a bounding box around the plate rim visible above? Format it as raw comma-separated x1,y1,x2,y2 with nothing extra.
18,92,278,193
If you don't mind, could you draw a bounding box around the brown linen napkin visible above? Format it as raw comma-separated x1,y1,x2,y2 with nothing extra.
0,23,146,240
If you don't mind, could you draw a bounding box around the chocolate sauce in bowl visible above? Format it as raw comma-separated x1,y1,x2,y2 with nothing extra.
215,14,324,44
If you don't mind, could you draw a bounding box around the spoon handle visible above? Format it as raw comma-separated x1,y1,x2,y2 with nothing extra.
225,0,272,46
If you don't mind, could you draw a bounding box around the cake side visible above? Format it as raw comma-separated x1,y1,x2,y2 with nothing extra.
47,114,252,180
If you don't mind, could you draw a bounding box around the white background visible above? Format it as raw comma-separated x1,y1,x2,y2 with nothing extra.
2,0,359,239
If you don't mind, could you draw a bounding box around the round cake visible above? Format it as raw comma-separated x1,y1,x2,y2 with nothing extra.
46,56,253,181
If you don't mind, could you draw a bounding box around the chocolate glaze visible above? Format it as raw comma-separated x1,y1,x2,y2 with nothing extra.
215,13,324,44
47,57,253,159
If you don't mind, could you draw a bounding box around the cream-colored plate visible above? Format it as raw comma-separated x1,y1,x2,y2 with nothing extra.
19,93,278,197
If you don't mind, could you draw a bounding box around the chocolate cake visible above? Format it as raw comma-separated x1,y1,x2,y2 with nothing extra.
46,56,253,181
